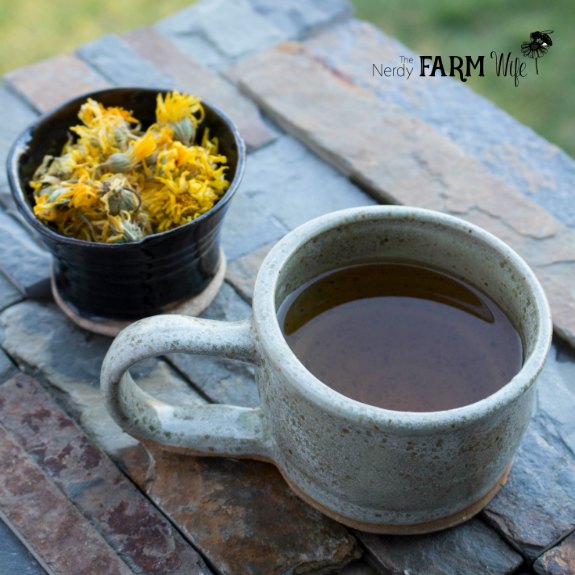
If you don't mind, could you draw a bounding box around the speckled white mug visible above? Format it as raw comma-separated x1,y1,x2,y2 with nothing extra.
101,206,552,533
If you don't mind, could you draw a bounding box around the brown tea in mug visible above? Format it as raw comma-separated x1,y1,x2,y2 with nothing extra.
277,262,523,412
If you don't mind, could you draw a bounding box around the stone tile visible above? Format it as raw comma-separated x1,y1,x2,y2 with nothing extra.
0,301,206,455
0,347,17,383
225,241,275,302
483,421,575,561
76,34,175,88
0,211,51,299
249,0,352,38
0,374,212,574
480,341,575,561
338,559,379,575
5,54,109,113
0,517,46,575
122,443,359,575
155,25,229,72
534,341,575,455
304,20,575,230
167,283,259,406
0,186,17,211
534,530,575,575
242,135,375,230
230,43,575,347
155,0,283,61
0,270,22,312
222,190,288,261
358,518,523,575
123,28,276,151
0,85,37,207
0,424,133,575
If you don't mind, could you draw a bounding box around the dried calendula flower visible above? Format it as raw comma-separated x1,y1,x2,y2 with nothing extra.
30,91,229,243
155,90,203,145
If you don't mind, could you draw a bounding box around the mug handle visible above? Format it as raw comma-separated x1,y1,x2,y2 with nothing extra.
100,314,274,461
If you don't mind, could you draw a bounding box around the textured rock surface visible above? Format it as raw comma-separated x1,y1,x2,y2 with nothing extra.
0,347,16,383
0,374,211,574
6,53,109,113
338,560,379,575
534,530,575,575
0,518,46,575
482,342,575,561
241,135,375,230
0,301,206,455
226,241,275,302
221,190,288,261
77,34,175,88
0,271,21,312
124,27,276,151
304,20,575,230
358,519,523,575
0,211,51,298
0,424,133,575
155,0,284,61
0,86,37,208
249,0,352,38
230,42,575,347
122,443,360,575
166,282,259,406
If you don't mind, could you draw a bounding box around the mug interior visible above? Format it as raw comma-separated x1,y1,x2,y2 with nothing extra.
258,207,550,407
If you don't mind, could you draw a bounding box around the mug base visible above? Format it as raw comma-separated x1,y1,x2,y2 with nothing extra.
52,249,227,336
281,462,512,535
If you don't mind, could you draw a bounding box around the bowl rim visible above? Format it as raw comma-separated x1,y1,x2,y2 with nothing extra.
7,86,246,249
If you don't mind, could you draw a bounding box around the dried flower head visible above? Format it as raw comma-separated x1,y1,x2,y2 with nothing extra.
30,91,229,243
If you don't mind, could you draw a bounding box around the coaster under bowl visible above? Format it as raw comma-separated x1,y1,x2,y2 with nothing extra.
52,250,227,337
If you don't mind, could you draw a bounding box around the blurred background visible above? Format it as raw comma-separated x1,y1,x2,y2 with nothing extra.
0,0,571,157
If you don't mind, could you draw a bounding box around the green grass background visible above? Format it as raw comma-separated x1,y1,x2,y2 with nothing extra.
0,0,571,157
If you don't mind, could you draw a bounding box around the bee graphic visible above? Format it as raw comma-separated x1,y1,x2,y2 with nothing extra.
521,30,553,74
521,30,553,58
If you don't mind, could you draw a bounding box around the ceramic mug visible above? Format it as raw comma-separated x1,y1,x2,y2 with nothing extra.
101,206,552,534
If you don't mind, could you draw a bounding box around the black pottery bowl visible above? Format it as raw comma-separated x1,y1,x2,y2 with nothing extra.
7,87,245,333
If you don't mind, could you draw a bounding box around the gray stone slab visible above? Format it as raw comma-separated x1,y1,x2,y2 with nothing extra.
0,347,17,384
534,529,575,575
154,27,230,72
535,341,575,455
0,85,37,151
0,211,51,298
358,518,523,575
242,135,376,230
124,27,277,151
483,343,575,560
305,19,575,230
156,0,283,61
0,516,48,575
221,190,288,261
167,282,259,407
0,271,21,312
0,85,37,208
249,0,352,38
0,301,206,456
225,241,275,303
338,559,378,575
76,34,175,88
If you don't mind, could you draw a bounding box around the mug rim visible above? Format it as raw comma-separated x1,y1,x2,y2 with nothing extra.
252,205,553,428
